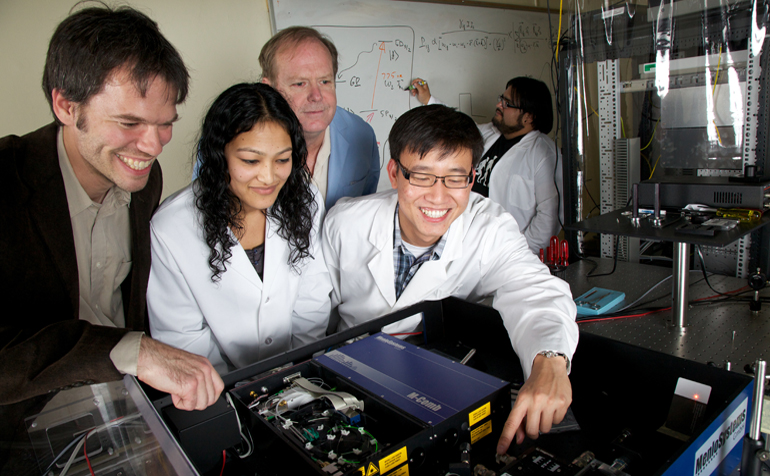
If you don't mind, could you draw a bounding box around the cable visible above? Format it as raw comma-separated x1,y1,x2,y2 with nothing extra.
694,246,740,299
59,414,141,476
83,429,96,476
712,44,722,97
578,307,668,323
255,380,376,471
554,143,564,233
586,235,620,277
612,275,672,312
555,0,564,63
546,0,556,114
578,284,751,323
225,392,253,458
43,433,87,475
649,155,661,179
219,449,226,476
639,119,660,151
709,44,732,147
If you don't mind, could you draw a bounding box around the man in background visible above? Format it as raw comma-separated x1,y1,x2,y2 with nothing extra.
259,27,381,209
0,5,223,466
323,105,578,455
411,77,562,254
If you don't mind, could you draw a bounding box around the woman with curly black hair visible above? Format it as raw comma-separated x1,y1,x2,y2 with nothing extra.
147,83,331,374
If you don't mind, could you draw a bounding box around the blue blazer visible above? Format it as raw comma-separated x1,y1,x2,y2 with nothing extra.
192,107,380,211
326,107,380,210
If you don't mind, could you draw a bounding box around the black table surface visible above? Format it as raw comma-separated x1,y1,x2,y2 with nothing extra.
564,207,770,246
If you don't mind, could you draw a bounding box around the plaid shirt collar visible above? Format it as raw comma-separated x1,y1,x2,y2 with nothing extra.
393,204,447,299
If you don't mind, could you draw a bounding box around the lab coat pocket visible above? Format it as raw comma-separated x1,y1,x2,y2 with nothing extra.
506,175,536,209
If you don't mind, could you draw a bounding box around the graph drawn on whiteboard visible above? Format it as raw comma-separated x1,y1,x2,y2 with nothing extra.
317,26,414,172
272,0,555,190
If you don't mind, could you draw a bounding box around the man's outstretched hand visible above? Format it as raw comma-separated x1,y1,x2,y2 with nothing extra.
496,353,572,455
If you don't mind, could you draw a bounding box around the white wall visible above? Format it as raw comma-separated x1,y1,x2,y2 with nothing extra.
0,0,273,199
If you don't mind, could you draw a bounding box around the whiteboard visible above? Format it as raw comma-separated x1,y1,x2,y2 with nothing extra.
270,0,554,191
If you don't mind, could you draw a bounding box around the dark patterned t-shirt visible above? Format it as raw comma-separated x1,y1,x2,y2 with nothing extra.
472,134,523,196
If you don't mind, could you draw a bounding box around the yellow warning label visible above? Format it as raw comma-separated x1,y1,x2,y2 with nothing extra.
470,420,493,444
387,463,410,476
379,446,407,474
366,462,380,476
356,467,366,476
469,401,491,426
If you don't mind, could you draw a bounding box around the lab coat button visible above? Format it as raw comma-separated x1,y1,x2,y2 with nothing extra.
265,297,270,303
265,337,272,345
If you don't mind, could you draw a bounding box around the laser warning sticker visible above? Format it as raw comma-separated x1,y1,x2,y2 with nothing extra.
471,420,493,443
469,402,491,426
380,446,407,474
388,464,410,476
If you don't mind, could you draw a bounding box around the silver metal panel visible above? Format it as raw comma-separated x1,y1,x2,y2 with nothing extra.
598,60,621,259
614,138,641,262
560,259,770,368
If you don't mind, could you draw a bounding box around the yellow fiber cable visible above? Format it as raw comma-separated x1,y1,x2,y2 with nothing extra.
711,45,727,147
640,119,660,151
712,44,722,97
575,86,599,118
713,120,724,144
649,155,661,179
555,0,563,63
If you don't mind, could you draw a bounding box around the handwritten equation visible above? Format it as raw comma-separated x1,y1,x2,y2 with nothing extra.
417,20,546,54
315,19,550,188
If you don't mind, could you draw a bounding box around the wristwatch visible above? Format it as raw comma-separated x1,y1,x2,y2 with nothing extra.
538,350,571,373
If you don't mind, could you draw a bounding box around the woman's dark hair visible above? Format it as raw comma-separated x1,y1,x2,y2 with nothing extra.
195,82,315,282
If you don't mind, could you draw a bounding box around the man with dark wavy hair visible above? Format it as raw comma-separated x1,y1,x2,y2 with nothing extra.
0,6,223,463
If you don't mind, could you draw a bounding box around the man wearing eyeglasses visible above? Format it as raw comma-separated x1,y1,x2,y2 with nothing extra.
410,77,562,255
322,105,577,455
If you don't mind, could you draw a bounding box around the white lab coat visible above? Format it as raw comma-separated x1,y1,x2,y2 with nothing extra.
148,184,331,374
481,125,563,255
322,190,577,378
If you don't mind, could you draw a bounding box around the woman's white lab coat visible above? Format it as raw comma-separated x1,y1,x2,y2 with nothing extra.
147,184,331,374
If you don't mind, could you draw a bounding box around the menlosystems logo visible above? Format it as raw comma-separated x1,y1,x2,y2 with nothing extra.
375,335,406,350
693,398,747,476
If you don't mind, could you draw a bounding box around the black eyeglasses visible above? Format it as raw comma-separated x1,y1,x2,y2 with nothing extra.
396,161,473,189
498,95,522,110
